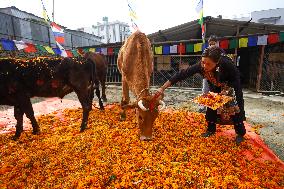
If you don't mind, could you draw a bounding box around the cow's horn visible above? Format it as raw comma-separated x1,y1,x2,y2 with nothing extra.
158,100,166,111
138,100,148,111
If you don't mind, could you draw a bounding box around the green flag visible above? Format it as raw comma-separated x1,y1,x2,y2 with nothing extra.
280,32,284,42
36,45,47,54
71,50,80,57
229,39,238,49
114,48,120,55
186,43,194,53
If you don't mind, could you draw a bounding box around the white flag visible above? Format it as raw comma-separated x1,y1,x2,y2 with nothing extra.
170,45,178,54
56,41,67,57
101,48,107,55
13,40,28,50
257,35,268,46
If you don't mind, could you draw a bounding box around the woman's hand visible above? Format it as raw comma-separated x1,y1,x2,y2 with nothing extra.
155,81,172,97
155,87,165,96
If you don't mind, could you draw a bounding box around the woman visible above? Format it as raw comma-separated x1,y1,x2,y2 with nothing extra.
199,35,221,113
157,46,246,144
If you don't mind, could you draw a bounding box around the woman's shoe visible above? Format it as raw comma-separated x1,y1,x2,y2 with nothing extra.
201,131,215,138
235,135,245,145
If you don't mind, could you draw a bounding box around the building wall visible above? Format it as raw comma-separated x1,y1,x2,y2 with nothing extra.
0,7,102,49
78,18,131,44
233,8,284,25
251,8,284,25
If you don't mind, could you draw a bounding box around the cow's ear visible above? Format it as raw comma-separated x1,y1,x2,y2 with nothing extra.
122,102,138,109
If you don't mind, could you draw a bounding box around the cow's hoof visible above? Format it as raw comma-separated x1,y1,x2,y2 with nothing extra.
120,116,126,121
100,106,105,111
102,97,107,102
140,136,152,141
80,127,87,132
32,129,40,135
11,135,20,141
120,112,126,121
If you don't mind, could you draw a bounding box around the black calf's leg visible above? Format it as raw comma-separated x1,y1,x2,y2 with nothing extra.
101,79,107,102
20,98,40,135
76,91,92,132
95,85,104,110
13,106,24,140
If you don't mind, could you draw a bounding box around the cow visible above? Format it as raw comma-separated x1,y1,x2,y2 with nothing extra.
117,31,166,141
84,52,108,102
0,54,105,140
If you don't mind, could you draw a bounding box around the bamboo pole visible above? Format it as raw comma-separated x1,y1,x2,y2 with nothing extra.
234,25,240,64
256,45,265,92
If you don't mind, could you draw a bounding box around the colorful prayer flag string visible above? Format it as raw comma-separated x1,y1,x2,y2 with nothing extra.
127,0,139,31
40,0,50,23
195,0,205,43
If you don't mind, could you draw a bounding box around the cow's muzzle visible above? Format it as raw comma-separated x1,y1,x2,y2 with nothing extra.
137,100,166,111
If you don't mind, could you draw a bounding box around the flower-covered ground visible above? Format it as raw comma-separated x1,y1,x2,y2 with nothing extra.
0,104,284,188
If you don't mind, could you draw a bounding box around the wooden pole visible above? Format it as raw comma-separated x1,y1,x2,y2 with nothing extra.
256,45,265,92
234,25,240,64
52,0,55,22
152,44,155,86
204,22,207,42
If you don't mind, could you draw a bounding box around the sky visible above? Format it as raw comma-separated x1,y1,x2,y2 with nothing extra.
0,0,283,34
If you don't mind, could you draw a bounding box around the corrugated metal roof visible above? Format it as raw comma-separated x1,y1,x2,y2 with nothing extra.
0,6,43,21
148,16,284,42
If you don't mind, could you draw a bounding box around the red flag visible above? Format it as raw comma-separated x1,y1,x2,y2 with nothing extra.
178,43,186,54
55,36,65,44
24,43,37,53
66,50,73,57
77,48,84,55
107,47,114,55
267,34,279,44
219,40,229,49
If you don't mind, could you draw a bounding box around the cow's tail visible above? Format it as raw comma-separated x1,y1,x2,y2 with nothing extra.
88,56,98,90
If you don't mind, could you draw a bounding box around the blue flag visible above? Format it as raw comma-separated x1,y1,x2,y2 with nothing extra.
202,42,208,51
1,39,15,51
52,47,62,55
163,45,170,55
248,36,257,47
96,48,101,53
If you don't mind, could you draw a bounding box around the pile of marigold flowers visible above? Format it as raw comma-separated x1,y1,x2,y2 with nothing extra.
193,92,233,110
0,104,283,188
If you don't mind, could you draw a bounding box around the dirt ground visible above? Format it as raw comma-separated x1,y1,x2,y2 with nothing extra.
1,85,283,161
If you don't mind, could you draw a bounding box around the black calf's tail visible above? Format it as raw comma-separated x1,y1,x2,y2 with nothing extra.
86,57,104,110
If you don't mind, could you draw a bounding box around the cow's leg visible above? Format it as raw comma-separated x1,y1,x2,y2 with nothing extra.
120,77,130,121
20,97,40,136
75,90,93,132
12,105,24,140
95,80,104,110
100,77,107,102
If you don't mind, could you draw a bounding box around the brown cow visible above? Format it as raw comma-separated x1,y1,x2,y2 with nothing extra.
117,31,165,141
84,52,108,102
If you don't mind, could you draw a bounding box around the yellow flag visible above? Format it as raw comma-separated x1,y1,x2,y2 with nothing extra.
155,46,163,55
44,46,55,54
89,48,96,52
129,11,138,20
239,38,248,48
194,43,202,52
42,9,48,22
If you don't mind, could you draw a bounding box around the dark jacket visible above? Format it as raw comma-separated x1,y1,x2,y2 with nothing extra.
169,55,245,120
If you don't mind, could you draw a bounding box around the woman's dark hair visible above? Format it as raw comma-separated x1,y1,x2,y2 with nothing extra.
208,35,218,43
202,46,223,63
